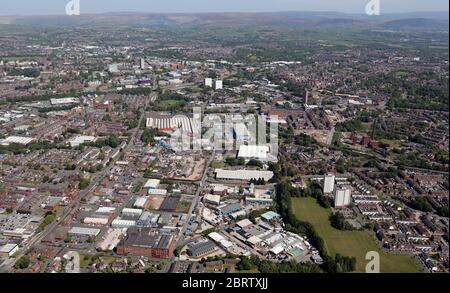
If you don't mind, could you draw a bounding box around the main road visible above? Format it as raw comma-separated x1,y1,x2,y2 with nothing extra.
162,152,214,272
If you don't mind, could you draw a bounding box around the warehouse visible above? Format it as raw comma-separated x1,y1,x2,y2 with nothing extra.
111,219,136,228
96,228,126,251
116,227,176,259
68,227,101,237
122,208,143,217
96,207,116,214
187,238,216,257
134,197,149,209
144,179,160,189
218,202,242,216
147,189,168,196
238,145,270,161
261,211,281,222
0,136,35,146
136,212,160,227
50,97,79,105
203,194,221,206
82,217,109,225
146,113,199,135
0,243,19,257
68,135,97,147
214,169,274,182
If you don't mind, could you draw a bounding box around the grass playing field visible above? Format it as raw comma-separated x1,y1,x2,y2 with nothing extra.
291,197,423,273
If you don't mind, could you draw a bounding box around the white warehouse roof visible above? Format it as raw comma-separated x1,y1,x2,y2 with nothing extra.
0,136,35,146
215,169,274,181
111,219,136,228
68,135,97,147
68,227,101,236
144,179,160,189
134,197,148,208
238,145,270,160
122,208,143,216
147,189,167,196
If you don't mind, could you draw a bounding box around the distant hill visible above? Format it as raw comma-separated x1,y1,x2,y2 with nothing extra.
379,18,449,31
0,11,448,31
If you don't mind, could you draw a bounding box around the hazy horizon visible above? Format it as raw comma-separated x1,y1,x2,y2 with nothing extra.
0,0,448,16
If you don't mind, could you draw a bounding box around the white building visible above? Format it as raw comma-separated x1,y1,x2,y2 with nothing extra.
122,208,143,217
0,136,35,146
334,187,352,208
204,194,221,206
238,145,270,161
0,244,19,257
215,169,274,182
143,179,160,189
68,227,101,237
83,217,109,225
214,79,223,90
147,189,167,196
134,197,148,208
111,219,136,228
205,78,213,88
50,97,79,105
323,174,335,194
68,135,97,148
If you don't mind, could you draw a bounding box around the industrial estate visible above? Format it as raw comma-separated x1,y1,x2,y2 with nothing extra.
0,9,448,275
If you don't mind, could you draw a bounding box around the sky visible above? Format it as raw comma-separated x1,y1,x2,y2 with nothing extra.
0,0,448,16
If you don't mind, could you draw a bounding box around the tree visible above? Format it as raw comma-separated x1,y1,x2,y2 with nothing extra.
410,197,432,212
78,177,90,190
15,256,30,269
330,212,353,230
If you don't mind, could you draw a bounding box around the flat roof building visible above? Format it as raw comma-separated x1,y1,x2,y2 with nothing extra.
238,145,270,161
215,169,274,182
0,244,19,257
187,238,216,257
204,194,221,206
144,179,160,189
116,227,176,259
0,136,35,146
68,227,101,237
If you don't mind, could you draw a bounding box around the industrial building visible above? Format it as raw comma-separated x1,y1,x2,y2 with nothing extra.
146,113,199,135
0,136,35,146
0,243,19,257
143,179,161,189
186,237,216,257
111,219,136,228
334,187,352,208
116,227,176,259
323,174,335,194
68,226,101,237
218,202,242,216
203,194,221,206
238,145,271,161
68,135,98,148
215,169,274,182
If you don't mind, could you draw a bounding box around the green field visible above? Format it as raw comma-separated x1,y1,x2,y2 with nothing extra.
379,139,401,148
159,99,183,106
291,197,423,273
